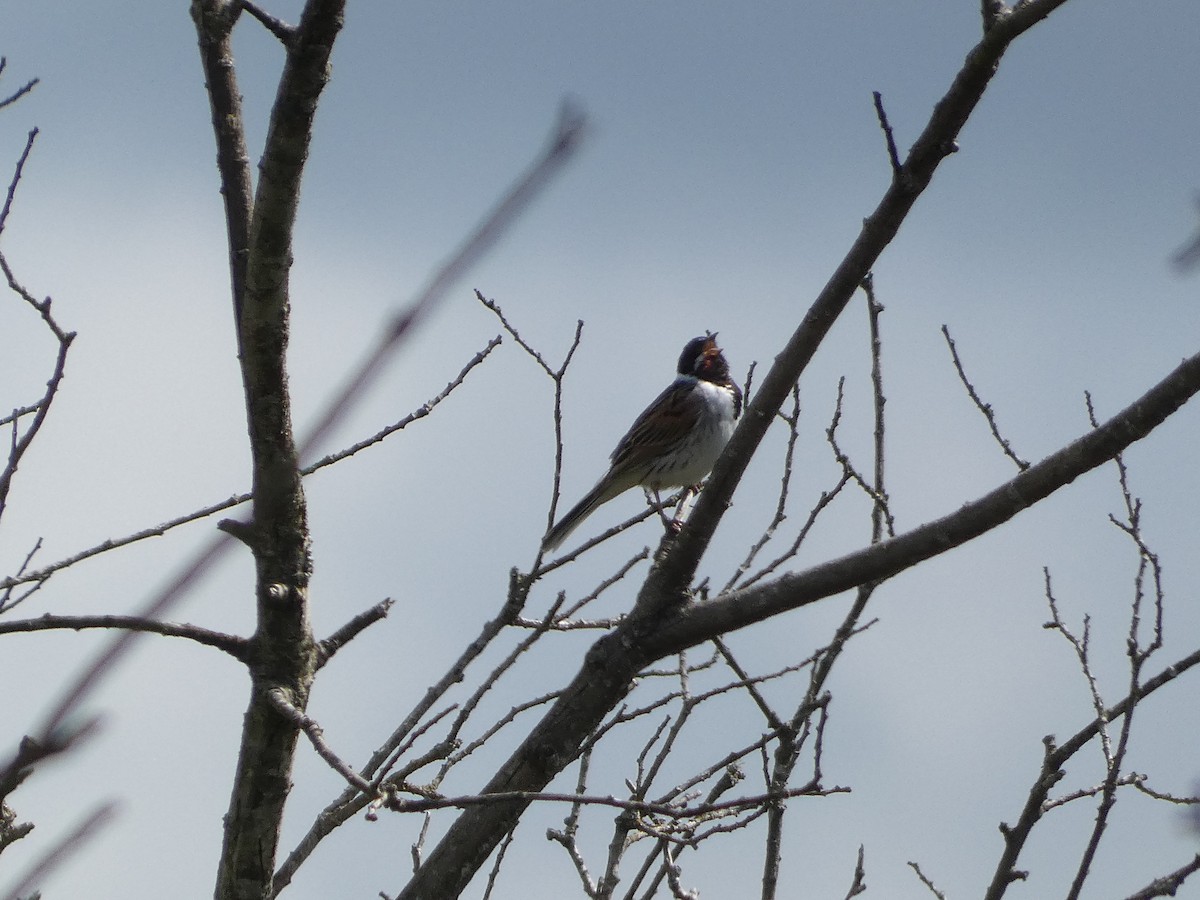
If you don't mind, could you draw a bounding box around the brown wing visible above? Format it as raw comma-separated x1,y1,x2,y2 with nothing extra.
608,379,700,474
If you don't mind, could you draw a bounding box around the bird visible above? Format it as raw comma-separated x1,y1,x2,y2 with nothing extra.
542,333,743,552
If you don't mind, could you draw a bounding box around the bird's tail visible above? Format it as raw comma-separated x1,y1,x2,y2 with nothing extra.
541,479,620,552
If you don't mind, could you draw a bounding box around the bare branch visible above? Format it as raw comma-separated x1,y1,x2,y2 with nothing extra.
384,785,845,820
759,290,893,900
1,493,248,591
640,1,1080,633
0,321,73,524
0,614,248,659
722,381,804,592
862,274,895,539
317,598,394,667
0,539,43,613
984,644,1200,899
0,127,76,533
1042,571,1112,766
1,337,499,591
547,747,600,898
1130,777,1200,807
1124,854,1200,900
0,61,39,112
1042,773,1144,813
239,0,297,44
0,128,38,237
266,688,375,796
294,104,585,468
942,324,1030,470
480,829,516,900
275,566,542,891
648,346,1200,655
477,293,588,550
301,335,502,471
872,92,903,178
477,290,578,379
909,860,948,899
843,845,868,899
190,0,253,328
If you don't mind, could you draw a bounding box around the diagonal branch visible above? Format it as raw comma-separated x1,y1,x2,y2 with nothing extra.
636,0,1073,625
317,598,393,667
647,347,1200,654
393,6,1149,896
983,643,1200,900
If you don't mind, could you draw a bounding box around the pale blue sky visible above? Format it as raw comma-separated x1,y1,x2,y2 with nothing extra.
2,2,1199,898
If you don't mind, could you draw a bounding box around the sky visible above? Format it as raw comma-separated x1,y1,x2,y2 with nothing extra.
2,1,1199,898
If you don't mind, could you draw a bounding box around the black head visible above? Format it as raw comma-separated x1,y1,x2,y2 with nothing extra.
677,333,731,384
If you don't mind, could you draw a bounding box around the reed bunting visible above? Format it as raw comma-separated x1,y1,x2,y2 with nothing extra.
542,333,742,552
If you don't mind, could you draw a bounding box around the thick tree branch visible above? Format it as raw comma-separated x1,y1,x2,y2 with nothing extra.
641,0,1072,623
398,3,1079,895
645,348,1200,653
204,2,346,898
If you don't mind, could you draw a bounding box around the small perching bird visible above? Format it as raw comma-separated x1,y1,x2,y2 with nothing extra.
541,333,743,552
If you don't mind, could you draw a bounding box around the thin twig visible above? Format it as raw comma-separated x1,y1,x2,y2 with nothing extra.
240,0,297,44
872,92,903,179
723,381,802,592
862,273,895,538
317,598,394,667
942,325,1030,470
1042,571,1111,766
480,829,517,900
548,747,600,898
0,128,39,235
0,71,39,112
293,104,585,468
908,860,948,899
266,688,375,796
984,643,1200,900
385,784,844,819
0,337,501,591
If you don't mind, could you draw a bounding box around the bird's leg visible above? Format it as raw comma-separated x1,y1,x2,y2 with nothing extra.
645,487,680,534
671,484,703,530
